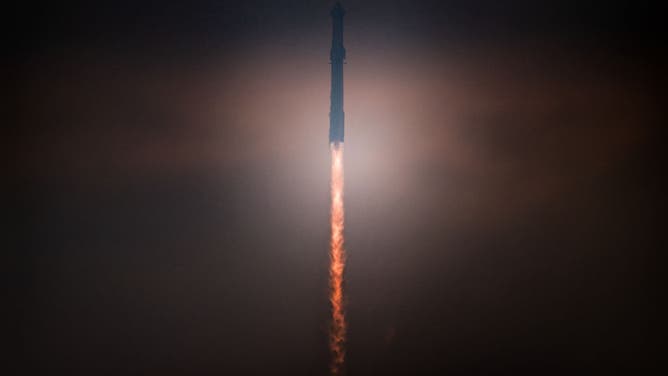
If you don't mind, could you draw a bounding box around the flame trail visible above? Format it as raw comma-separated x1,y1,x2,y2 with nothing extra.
329,142,346,376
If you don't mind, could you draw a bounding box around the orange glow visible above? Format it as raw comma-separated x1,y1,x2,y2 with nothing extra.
329,142,346,376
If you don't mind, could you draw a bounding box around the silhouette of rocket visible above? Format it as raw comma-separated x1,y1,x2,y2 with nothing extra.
329,2,346,145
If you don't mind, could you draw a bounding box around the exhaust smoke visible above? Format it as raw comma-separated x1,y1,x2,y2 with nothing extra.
329,142,346,376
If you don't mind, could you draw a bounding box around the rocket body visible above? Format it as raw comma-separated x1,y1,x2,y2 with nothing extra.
329,2,346,145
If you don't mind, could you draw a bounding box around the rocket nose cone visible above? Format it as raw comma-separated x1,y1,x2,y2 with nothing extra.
331,2,346,17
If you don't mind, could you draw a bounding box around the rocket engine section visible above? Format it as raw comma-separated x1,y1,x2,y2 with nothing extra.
329,2,346,145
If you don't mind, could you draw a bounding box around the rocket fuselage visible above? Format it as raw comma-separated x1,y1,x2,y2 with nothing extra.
329,3,346,145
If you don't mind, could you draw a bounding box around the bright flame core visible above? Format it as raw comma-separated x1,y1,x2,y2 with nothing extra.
329,142,346,376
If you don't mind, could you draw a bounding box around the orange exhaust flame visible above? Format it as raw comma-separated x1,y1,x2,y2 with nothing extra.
329,142,346,376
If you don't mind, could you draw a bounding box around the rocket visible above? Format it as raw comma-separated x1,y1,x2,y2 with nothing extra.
329,2,346,145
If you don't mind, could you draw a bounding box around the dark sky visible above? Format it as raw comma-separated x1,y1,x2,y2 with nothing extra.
11,1,662,375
